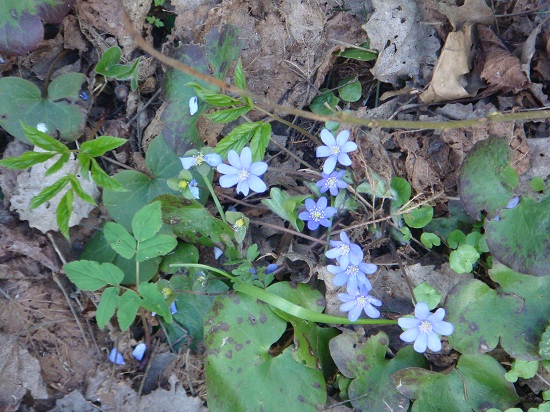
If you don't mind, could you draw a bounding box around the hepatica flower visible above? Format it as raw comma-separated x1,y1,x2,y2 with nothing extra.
398,302,454,353
108,348,125,365
316,170,348,196
338,282,382,321
299,197,336,230
180,151,222,170
217,147,267,196
316,129,357,174
328,261,376,289
326,231,363,268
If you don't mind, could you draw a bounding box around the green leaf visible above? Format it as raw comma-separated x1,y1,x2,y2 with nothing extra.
420,232,440,249
57,188,73,240
404,205,433,228
30,175,70,209
81,136,127,157
45,153,70,176
203,105,250,123
540,326,550,360
413,282,441,310
48,72,84,100
214,122,262,158
96,287,120,329
262,188,307,231
103,222,136,259
459,137,518,220
356,171,390,198
21,123,69,152
89,158,126,192
234,58,247,90
531,177,545,192
485,195,550,276
393,354,518,411
64,260,125,291
465,231,489,253
139,282,172,322
337,43,377,61
95,46,122,74
249,122,271,162
338,76,361,102
185,82,242,106
132,201,163,242
505,359,539,382
68,174,97,205
117,290,141,331
330,332,427,411
390,176,411,207
0,151,56,169
447,229,466,249
136,234,177,262
159,242,199,275
309,89,339,115
446,262,550,359
449,244,479,273
204,25,243,78
0,75,86,143
205,292,326,411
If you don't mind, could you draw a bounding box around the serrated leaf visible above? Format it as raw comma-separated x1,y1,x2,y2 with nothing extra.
57,188,73,239
404,205,433,228
45,153,70,176
64,260,124,291
21,123,68,152
139,282,172,322
81,136,127,157
68,174,97,205
30,175,70,208
132,201,163,242
214,122,262,158
204,106,250,123
103,222,136,259
0,151,56,169
117,290,141,330
249,122,271,162
77,153,91,173
89,158,126,192
96,287,119,329
136,234,177,262
234,58,246,90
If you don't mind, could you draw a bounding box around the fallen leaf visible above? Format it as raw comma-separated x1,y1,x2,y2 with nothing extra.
438,0,494,30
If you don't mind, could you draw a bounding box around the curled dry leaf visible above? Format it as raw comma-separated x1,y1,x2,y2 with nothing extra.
438,0,494,30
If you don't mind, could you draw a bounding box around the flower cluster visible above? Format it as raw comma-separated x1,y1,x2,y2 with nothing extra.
217,147,268,196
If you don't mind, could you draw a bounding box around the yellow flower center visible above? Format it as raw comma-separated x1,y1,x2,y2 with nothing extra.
162,287,173,299
195,152,205,165
178,180,189,189
326,177,337,187
419,320,433,334
330,146,340,155
339,244,350,255
238,169,250,181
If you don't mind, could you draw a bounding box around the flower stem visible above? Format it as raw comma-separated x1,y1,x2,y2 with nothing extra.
203,177,228,224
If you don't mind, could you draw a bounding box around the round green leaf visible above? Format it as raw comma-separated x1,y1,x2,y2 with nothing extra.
420,232,440,249
449,244,479,274
309,89,339,115
413,282,441,309
404,205,433,228
338,76,362,102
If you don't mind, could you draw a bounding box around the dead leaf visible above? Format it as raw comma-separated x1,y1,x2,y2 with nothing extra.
478,25,530,93
438,0,494,30
0,333,49,411
420,25,474,103
362,0,440,85
51,391,97,412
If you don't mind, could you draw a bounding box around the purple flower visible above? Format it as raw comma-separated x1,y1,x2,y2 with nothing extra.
298,197,337,230
398,302,454,353
316,129,357,174
327,262,376,289
132,343,147,361
316,170,348,196
217,147,268,196
338,282,382,321
180,151,222,169
108,348,125,365
325,231,363,268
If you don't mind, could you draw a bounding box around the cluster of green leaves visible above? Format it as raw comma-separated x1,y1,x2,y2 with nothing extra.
95,46,140,91
0,123,126,238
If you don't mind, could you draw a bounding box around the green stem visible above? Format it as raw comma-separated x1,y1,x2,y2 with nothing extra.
171,263,398,326
203,177,228,224
136,255,140,286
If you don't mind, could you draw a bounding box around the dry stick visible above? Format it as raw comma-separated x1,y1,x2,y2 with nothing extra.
389,237,417,305
124,87,162,128
248,219,329,245
121,12,550,134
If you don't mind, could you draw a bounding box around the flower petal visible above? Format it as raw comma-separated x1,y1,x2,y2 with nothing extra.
324,206,337,218
219,174,240,188
361,263,378,275
240,147,252,169
204,153,222,167
305,198,316,210
340,231,350,243
227,150,242,169
427,333,442,352
337,254,350,269
236,180,250,196
400,328,420,343
338,293,355,303
318,218,332,228
414,302,430,320
249,161,268,176
180,157,196,169
109,348,125,365
340,141,357,153
217,163,239,175
337,153,352,166
316,146,332,158
364,304,380,319
325,248,341,259
317,196,328,208
247,175,267,193
413,333,428,353
348,306,362,322
340,300,356,312
132,343,147,361
336,129,350,146
299,211,311,221
333,272,348,286
189,96,198,115
428,308,446,323
307,220,320,230
320,129,336,146
432,320,454,336
398,317,421,329
323,156,337,174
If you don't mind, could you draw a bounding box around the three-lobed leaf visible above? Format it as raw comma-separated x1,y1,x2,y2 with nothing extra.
103,222,137,259
64,260,124,291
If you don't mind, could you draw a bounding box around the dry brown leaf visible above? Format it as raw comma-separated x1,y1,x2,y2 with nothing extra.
478,26,530,93
438,0,494,30
420,25,474,103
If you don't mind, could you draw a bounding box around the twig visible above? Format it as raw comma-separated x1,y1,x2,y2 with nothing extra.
248,219,329,245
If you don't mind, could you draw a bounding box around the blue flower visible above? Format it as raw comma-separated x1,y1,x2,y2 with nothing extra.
189,96,198,115
217,147,268,196
108,348,125,365
338,282,382,321
506,196,520,209
213,246,223,260
316,170,348,196
298,197,337,230
132,343,147,361
325,231,363,268
180,151,222,169
316,129,357,174
398,302,454,353
266,263,279,274
327,261,377,289
189,179,200,199
170,301,178,315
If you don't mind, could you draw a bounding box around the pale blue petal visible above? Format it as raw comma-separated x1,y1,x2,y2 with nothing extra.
305,198,316,210
414,302,430,320
356,276,372,290
319,218,332,228
324,206,337,218
346,275,358,290
337,153,352,166
340,300,356,312
109,348,125,365
132,343,147,361
323,156,337,174
367,296,382,307
340,231,350,243
240,147,252,169
338,293,355,303
217,163,239,175
398,317,421,329
433,321,454,336
400,328,420,343
190,186,200,199
326,264,340,274
428,308,446,323
316,146,332,158
180,157,196,170
247,175,267,193
299,211,311,221
348,306,362,321
325,248,341,259
227,150,242,169
266,264,279,274
204,153,222,167
320,129,336,146
364,305,380,318
336,180,348,189
317,196,328,209
333,272,348,286
427,333,442,352
506,196,520,209
219,174,240,188
170,301,178,314
340,141,357,153
337,254,350,269
213,247,223,259
307,220,320,230
236,180,250,196
329,186,339,196
336,129,350,146
413,333,428,353
249,161,268,176
361,263,378,275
